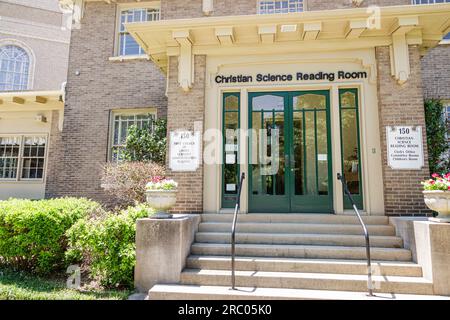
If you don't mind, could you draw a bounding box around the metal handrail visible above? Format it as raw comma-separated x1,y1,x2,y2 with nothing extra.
231,172,245,290
337,173,374,296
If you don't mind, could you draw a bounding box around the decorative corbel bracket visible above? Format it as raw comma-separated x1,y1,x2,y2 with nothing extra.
172,30,194,92
203,0,214,16
58,0,85,27
389,16,419,85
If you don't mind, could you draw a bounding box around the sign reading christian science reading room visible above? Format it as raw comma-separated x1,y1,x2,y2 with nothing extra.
387,126,424,170
169,131,200,172
215,71,368,84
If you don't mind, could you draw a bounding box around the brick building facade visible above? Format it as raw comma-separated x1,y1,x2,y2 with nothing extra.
3,0,449,217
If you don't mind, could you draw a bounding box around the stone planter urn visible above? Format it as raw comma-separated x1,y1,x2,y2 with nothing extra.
145,177,178,219
145,189,177,219
423,190,450,222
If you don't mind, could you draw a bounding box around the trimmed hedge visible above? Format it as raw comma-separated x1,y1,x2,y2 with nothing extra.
66,204,152,288
0,198,101,274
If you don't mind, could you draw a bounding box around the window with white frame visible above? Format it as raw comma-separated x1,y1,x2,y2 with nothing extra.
0,135,47,180
412,0,450,4
110,111,156,162
117,6,160,56
0,45,30,91
258,0,304,14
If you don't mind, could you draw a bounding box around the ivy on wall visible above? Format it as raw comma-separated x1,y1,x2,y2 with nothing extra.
424,99,450,174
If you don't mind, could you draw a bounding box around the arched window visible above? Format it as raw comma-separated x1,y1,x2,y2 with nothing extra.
0,45,30,91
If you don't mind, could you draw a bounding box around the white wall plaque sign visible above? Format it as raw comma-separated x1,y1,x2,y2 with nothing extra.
386,126,424,170
169,131,200,172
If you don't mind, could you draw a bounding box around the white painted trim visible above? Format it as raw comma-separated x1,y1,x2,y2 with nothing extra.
108,54,149,62
0,133,49,184
107,107,158,162
203,49,384,215
114,1,161,57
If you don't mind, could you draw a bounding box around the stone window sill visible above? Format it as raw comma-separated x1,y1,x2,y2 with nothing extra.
108,54,150,62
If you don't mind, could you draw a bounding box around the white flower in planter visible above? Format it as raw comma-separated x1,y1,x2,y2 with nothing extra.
145,176,178,219
421,173,450,222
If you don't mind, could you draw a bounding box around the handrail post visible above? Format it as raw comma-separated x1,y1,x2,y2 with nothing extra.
231,173,245,290
337,173,374,297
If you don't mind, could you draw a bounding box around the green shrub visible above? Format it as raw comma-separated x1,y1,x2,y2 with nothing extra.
123,118,167,165
66,204,152,288
424,99,450,174
0,198,101,274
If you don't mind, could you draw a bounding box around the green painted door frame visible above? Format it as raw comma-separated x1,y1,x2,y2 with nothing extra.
339,88,364,210
247,90,334,213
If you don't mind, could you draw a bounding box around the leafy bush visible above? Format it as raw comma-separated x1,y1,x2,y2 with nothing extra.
66,204,151,288
123,118,167,165
101,161,165,206
424,99,450,174
0,198,101,274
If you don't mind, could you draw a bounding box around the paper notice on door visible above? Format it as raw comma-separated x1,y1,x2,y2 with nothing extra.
225,154,236,164
225,144,238,152
318,154,327,161
226,184,236,192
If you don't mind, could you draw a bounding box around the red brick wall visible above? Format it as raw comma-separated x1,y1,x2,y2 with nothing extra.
45,1,167,203
421,44,450,101
376,45,431,216
165,56,206,213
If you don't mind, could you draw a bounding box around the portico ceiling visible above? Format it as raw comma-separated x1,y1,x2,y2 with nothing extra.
125,4,450,90
0,90,65,131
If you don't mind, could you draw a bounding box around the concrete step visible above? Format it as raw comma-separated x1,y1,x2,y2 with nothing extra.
180,269,433,295
148,284,449,300
201,214,389,225
195,232,403,248
191,243,412,261
198,222,396,236
186,255,423,277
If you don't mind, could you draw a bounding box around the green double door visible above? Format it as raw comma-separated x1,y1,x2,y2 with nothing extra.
248,91,333,213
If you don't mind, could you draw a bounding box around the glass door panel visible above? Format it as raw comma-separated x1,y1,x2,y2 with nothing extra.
222,93,240,208
249,92,289,212
339,89,363,209
289,91,333,213
248,90,333,213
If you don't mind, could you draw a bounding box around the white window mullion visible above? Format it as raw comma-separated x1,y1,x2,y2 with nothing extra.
17,136,24,181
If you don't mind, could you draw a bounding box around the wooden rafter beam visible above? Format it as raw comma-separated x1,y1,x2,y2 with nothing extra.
36,96,48,104
258,25,277,44
12,97,25,104
303,22,321,40
390,16,419,35
215,26,234,46
345,19,367,39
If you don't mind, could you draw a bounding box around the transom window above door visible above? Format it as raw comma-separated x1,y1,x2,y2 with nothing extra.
117,4,160,56
258,0,305,14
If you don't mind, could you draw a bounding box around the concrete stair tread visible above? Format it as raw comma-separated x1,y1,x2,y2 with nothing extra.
148,284,450,300
200,222,392,227
198,222,395,236
201,214,389,225
195,232,403,247
182,268,431,284
192,242,410,253
186,255,423,277
191,242,412,261
196,232,401,239
187,255,420,267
